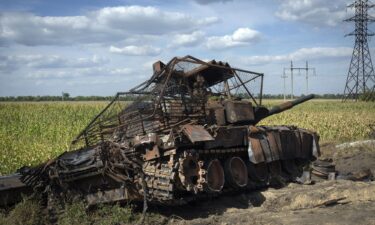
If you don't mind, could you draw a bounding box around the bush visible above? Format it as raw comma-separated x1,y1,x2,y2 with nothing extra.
0,198,45,225
58,202,141,225
58,202,90,225
360,91,375,102
92,204,139,225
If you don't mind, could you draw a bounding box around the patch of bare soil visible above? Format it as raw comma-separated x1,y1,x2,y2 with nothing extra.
321,140,375,176
157,140,375,225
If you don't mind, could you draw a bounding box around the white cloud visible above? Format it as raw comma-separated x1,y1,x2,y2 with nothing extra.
94,6,218,34
170,28,261,49
0,54,108,72
170,31,205,48
193,0,232,5
275,0,350,26
0,6,219,46
27,67,133,79
27,70,72,79
109,68,133,75
206,27,261,50
232,28,261,42
243,47,352,65
109,45,161,56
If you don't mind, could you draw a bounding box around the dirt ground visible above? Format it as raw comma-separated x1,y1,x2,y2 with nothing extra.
150,140,375,225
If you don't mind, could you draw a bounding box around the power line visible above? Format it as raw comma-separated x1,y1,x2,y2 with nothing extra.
283,61,316,100
343,0,375,101
303,61,316,95
281,70,288,101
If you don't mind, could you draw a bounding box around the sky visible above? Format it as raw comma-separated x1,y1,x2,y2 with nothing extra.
0,0,373,96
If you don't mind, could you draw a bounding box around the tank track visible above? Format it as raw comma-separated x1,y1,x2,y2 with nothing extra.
143,161,176,203
141,147,309,205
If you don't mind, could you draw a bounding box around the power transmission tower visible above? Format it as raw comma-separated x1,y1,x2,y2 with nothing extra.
343,0,375,101
283,61,315,100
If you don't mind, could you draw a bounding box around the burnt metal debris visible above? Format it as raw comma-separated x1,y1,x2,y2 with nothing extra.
0,55,320,208
312,160,336,178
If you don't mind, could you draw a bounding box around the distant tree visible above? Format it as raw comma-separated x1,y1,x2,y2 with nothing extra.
62,92,70,101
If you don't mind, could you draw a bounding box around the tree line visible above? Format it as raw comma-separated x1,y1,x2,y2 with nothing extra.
0,93,358,102
261,93,347,99
0,95,114,101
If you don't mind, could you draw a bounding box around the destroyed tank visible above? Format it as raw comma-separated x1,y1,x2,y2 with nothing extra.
0,55,320,207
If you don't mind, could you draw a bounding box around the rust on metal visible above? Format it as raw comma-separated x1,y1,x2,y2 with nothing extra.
202,159,225,192
224,100,254,124
267,131,280,161
224,157,248,188
0,55,319,208
181,124,214,143
248,134,266,163
143,145,161,161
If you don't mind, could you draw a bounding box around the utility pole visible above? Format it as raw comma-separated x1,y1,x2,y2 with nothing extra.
343,0,375,101
281,70,288,101
283,61,315,99
304,61,316,94
291,61,294,99
306,61,309,94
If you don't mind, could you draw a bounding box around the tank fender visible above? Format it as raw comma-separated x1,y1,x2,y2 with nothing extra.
297,128,320,159
248,127,280,164
247,126,319,164
248,133,266,164
312,133,320,158
266,131,281,161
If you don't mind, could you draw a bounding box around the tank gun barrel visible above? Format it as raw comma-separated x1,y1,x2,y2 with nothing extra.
254,94,315,124
268,94,315,116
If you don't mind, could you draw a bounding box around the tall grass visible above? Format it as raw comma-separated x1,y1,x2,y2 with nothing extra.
260,100,375,142
0,100,374,175
0,102,106,175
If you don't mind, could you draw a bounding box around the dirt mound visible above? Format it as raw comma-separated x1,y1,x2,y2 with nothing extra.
163,140,375,225
164,180,375,225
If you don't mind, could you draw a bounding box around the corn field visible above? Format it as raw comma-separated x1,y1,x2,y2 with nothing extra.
260,100,375,143
0,100,374,175
0,102,106,175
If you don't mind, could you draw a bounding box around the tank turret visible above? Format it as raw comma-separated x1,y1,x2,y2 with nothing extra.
0,56,320,208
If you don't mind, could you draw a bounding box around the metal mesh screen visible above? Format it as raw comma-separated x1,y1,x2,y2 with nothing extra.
70,56,263,150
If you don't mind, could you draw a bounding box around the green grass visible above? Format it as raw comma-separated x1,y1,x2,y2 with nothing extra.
57,202,141,225
0,198,162,225
0,100,374,225
0,100,374,175
0,198,45,225
260,100,375,142
0,102,106,175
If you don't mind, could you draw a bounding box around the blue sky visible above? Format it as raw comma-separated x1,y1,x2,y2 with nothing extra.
0,0,372,96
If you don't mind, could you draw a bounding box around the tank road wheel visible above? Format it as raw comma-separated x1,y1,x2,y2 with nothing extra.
178,153,200,193
201,159,225,193
246,162,269,185
224,157,248,188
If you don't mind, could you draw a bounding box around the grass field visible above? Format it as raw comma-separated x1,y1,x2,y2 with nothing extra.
0,100,374,175
0,102,106,175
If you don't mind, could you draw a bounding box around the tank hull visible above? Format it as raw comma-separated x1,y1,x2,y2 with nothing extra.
12,125,319,206
0,56,320,207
